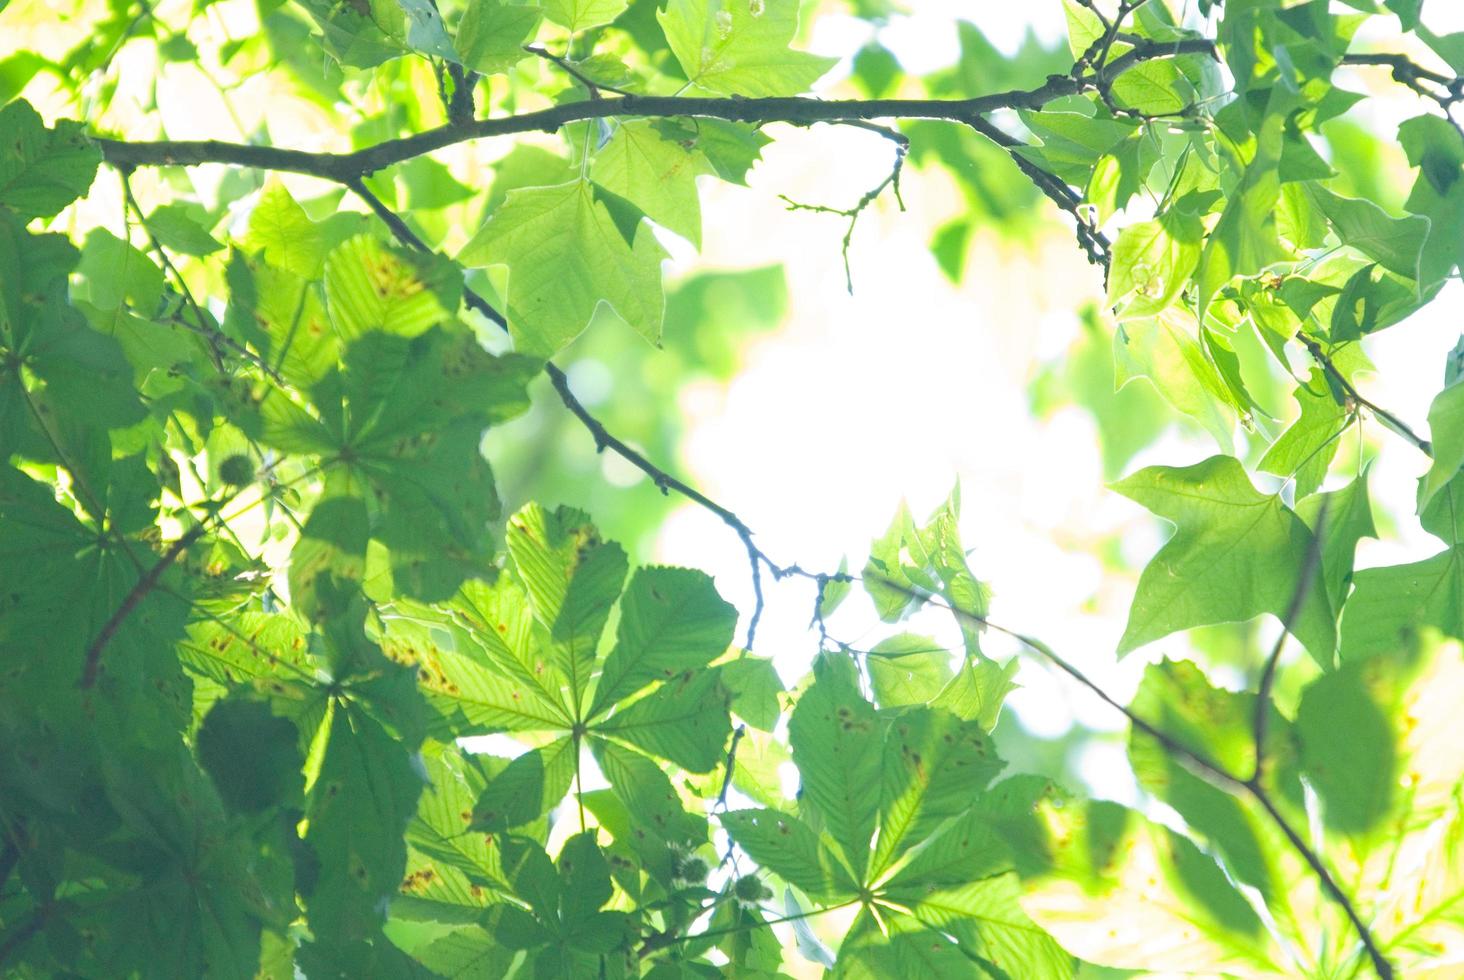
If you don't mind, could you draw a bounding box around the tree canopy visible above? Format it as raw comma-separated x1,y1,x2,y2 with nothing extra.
1,0,1463,977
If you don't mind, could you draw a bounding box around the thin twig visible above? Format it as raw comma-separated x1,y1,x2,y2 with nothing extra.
779,123,907,293
1299,334,1432,456
79,520,211,688
343,175,794,648
716,724,746,809
1251,499,1328,783
525,45,636,98
966,114,1113,273
119,170,284,383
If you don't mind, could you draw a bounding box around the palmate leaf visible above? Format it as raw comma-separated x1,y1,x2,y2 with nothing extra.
787,651,883,878
658,0,836,97
455,0,542,75
0,98,99,220
491,832,636,970
323,234,462,342
869,707,1003,876
1342,470,1464,658
1196,89,1293,317
376,610,572,736
1114,454,1337,664
1114,308,1239,451
0,213,146,446
457,180,668,357
588,564,737,716
996,783,1284,974
588,739,709,886
303,697,425,944
863,488,992,658
264,325,536,602
591,120,709,248
719,808,858,902
508,503,628,712
1257,369,1348,500
1123,660,1334,953
543,0,625,34
1419,349,1464,511
470,735,578,832
240,180,369,280
881,872,1074,978
59,748,283,980
836,909,990,979
594,667,732,772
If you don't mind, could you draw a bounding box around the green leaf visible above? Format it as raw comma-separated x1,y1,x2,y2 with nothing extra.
0,100,100,220
721,655,783,731
74,228,164,313
397,0,459,60
867,634,952,708
1305,183,1430,281
679,118,770,185
1127,660,1297,905
930,655,1019,731
1006,793,1282,974
882,809,1008,889
1295,473,1376,615
1399,115,1464,284
508,504,628,711
197,697,304,814
404,741,514,900
377,612,572,736
304,700,425,940
869,706,1003,876
592,120,707,247
242,180,341,279
658,0,836,97
590,739,707,875
1419,370,1464,511
883,873,1075,979
1115,311,1238,451
589,565,736,717
323,234,462,342
863,488,992,657
1340,547,1464,659
1114,455,1336,664
786,651,882,879
471,736,578,831
1295,662,1396,833
1257,369,1347,499
594,668,731,772
1110,59,1193,116
720,808,858,901
290,492,369,623
272,329,535,601
145,203,222,256
1197,97,1290,317
456,0,542,75
458,180,668,357
1107,217,1201,320
544,0,624,32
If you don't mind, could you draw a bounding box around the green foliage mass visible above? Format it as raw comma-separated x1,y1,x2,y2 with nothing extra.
1,0,1463,977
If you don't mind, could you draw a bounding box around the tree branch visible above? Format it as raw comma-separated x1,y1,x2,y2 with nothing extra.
93,39,1216,180
1299,334,1433,457
79,520,210,688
